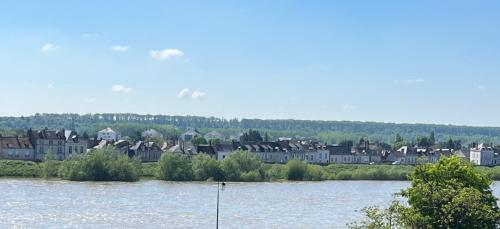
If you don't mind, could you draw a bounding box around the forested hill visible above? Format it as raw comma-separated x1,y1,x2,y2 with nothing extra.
1,113,499,144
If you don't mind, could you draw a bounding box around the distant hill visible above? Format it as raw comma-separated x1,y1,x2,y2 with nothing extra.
1,113,499,144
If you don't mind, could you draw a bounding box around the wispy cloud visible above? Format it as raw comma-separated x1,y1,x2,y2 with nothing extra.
112,84,133,93
82,98,96,103
191,90,206,99
393,78,426,84
41,43,54,52
111,45,129,52
150,49,184,60
406,78,425,84
177,88,206,100
47,83,54,89
82,33,100,39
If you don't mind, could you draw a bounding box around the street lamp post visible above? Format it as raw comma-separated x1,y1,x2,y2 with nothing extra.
216,181,225,229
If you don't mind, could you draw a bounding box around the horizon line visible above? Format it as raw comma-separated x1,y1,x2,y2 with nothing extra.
1,112,499,129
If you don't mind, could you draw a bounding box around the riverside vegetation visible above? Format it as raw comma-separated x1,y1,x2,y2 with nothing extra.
349,156,500,228
4,149,500,183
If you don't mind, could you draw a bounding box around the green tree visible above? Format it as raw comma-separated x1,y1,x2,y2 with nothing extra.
395,133,404,143
58,146,141,182
220,150,264,181
429,131,436,145
40,150,58,179
192,154,223,181
191,136,208,146
157,153,193,181
286,160,308,181
416,136,432,148
240,129,263,143
352,156,500,228
399,156,500,228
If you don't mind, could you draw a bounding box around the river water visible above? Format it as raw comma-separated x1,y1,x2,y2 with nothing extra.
1,179,500,229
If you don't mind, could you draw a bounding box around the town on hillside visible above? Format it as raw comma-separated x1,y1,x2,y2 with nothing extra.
0,127,498,166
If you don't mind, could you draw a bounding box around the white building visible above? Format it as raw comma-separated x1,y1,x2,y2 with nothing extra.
204,131,224,140
97,128,120,141
470,143,494,166
142,129,163,139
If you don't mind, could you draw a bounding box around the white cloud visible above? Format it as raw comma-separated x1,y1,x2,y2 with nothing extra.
112,84,133,93
406,78,425,84
177,88,206,100
47,83,54,89
82,33,100,39
150,49,184,60
177,88,191,99
191,90,206,100
41,43,54,52
82,98,96,103
111,45,129,52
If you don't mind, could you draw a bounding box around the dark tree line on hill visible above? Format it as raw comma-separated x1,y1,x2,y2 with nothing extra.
1,113,500,144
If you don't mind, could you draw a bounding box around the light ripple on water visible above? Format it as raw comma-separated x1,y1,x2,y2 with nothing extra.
1,179,500,228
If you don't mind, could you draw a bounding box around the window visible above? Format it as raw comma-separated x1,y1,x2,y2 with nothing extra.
69,146,72,154
49,140,53,145
80,146,84,153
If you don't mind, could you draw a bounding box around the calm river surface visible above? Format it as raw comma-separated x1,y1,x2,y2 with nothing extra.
2,179,500,229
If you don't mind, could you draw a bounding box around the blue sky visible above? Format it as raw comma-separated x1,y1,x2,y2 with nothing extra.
1,1,500,126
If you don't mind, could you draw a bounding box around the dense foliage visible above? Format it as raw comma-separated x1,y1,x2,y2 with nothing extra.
220,150,265,182
0,160,40,177
350,156,500,228
156,153,193,181
2,113,500,144
40,151,58,179
58,147,141,182
192,154,223,181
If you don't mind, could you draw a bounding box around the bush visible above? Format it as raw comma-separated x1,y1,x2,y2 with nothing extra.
305,164,327,181
0,160,40,177
264,164,285,181
192,154,223,181
286,160,308,181
157,153,193,181
141,162,158,177
220,150,264,181
40,151,59,179
58,146,141,182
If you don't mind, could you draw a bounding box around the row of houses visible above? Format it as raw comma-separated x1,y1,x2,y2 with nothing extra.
0,128,88,161
168,139,473,166
3,127,500,166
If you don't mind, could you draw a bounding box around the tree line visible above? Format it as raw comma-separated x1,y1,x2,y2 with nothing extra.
2,113,500,144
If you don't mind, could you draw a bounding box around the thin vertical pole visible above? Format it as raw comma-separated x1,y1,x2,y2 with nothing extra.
216,182,220,229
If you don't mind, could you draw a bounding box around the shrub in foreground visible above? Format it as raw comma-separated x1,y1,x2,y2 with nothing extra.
350,156,500,228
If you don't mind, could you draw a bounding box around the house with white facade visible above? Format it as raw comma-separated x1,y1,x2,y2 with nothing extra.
97,128,121,141
470,143,494,166
328,145,352,164
141,129,163,139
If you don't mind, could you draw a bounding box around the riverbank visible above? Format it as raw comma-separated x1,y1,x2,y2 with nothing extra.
4,158,500,181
